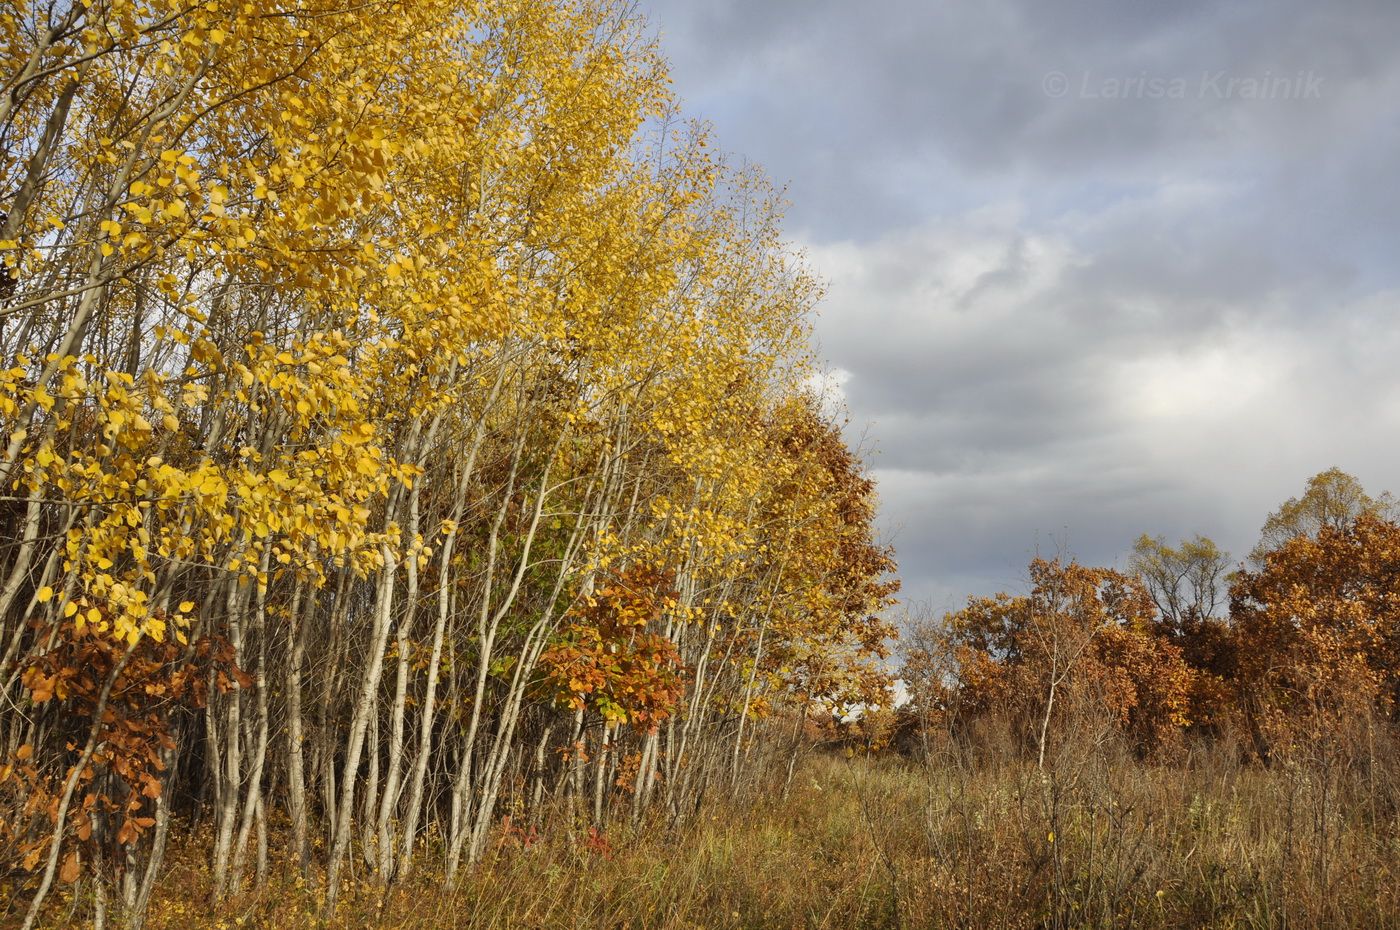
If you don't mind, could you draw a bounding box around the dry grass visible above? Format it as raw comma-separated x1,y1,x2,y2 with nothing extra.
25,747,1400,930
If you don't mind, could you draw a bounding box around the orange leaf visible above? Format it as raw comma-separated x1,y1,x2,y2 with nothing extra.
59,850,80,884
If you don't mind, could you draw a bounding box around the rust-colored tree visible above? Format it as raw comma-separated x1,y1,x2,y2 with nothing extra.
1230,513,1400,763
923,559,1194,761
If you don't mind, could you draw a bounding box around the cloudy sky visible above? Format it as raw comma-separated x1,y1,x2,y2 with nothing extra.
638,0,1400,614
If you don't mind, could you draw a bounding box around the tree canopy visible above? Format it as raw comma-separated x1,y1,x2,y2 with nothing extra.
0,1,897,924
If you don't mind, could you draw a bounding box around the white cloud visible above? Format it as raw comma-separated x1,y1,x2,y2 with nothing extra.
802,367,852,419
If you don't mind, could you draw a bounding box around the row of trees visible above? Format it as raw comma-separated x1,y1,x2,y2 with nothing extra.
0,0,897,926
902,468,1400,767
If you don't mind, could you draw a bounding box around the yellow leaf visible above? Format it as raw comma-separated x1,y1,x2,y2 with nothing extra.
36,586,54,603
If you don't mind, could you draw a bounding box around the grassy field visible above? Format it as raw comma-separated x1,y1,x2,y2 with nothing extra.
90,746,1397,930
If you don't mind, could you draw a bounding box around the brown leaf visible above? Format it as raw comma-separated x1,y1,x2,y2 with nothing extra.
59,850,80,884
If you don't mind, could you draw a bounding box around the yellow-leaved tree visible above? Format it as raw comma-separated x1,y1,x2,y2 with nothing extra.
0,0,897,924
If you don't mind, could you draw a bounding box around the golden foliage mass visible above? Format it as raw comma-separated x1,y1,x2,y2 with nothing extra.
0,0,896,922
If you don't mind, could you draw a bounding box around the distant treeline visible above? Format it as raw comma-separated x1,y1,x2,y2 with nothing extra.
883,468,1400,768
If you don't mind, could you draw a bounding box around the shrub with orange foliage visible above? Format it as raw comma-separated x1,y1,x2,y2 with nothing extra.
539,564,685,730
2,619,243,898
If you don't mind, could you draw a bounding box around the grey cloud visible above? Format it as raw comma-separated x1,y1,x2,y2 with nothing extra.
809,208,1400,605
639,0,1400,609
646,0,1400,235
